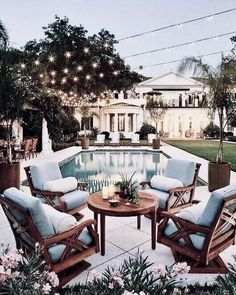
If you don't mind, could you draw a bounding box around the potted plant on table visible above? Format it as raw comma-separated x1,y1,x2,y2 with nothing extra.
116,172,139,203
179,54,236,191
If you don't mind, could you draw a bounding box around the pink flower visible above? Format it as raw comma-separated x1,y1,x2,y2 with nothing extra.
46,271,59,287
33,282,41,290
152,265,167,278
172,262,190,274
108,282,114,289
42,283,51,294
173,287,181,295
90,269,102,280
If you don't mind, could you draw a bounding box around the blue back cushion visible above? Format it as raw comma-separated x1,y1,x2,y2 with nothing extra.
164,159,196,186
30,161,62,190
4,187,55,238
198,185,236,227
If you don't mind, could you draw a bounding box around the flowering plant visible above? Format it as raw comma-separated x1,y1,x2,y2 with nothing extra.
62,252,191,295
0,243,59,294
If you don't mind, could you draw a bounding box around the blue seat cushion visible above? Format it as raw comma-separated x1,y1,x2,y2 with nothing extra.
30,161,62,190
43,177,77,193
63,190,89,211
3,187,55,238
198,185,236,227
143,188,169,209
48,229,93,263
42,204,77,234
164,159,196,187
164,219,206,250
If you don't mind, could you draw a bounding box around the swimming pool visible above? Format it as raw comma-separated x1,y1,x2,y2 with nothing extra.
60,150,168,193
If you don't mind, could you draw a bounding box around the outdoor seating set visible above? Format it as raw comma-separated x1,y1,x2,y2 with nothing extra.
1,158,236,286
0,137,38,161
94,132,159,147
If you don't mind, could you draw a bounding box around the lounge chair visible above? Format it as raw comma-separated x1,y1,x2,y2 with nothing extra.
110,133,120,146
131,133,140,146
147,134,156,146
0,187,99,287
24,161,89,218
141,159,201,220
157,185,236,273
94,134,105,146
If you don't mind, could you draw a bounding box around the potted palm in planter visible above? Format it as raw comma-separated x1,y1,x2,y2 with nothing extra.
179,54,236,191
145,95,168,149
0,21,32,192
77,100,96,149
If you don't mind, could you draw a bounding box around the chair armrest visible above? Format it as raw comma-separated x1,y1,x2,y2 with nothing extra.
159,211,210,234
32,189,64,198
140,181,151,189
43,219,97,246
169,185,194,194
77,181,88,191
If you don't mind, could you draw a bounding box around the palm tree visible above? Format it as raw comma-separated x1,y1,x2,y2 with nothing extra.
179,54,236,163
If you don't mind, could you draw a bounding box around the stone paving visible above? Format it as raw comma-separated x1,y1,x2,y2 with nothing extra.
1,142,236,287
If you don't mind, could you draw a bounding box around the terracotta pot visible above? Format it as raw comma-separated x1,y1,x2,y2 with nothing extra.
152,138,160,149
0,162,20,193
208,161,231,192
81,138,89,150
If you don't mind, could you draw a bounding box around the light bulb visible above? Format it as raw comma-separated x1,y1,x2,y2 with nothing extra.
48,55,55,62
86,74,91,80
65,51,72,58
84,47,89,54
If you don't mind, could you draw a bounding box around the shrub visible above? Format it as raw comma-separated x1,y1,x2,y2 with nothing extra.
203,122,220,138
227,136,236,142
101,131,110,140
139,123,156,139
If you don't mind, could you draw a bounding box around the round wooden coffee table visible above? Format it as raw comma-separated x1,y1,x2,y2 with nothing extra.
87,191,158,256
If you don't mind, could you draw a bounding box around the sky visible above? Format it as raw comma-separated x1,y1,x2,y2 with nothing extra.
1,0,236,77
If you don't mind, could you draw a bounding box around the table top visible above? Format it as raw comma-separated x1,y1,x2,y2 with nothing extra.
87,191,158,217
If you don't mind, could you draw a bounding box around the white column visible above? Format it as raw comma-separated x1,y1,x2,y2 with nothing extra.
125,113,129,133
42,118,53,154
114,113,118,132
106,114,110,132
133,113,137,132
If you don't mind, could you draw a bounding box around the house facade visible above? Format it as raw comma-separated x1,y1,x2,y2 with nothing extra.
75,72,210,138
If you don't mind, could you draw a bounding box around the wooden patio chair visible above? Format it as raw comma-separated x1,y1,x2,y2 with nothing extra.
157,185,236,273
15,138,32,160
24,161,88,218
0,187,99,287
94,134,105,146
30,137,38,158
141,159,201,221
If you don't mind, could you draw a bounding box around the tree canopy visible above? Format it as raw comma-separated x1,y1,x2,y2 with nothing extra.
22,16,142,104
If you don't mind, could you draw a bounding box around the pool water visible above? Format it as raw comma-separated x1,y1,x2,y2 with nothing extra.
60,151,168,193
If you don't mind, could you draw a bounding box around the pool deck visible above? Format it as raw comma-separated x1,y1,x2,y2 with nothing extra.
1,142,236,287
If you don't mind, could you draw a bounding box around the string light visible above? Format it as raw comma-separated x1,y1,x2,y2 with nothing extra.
113,70,119,76
63,68,69,74
73,77,78,82
51,80,56,84
20,63,26,69
118,7,236,41
99,73,104,78
92,62,98,68
103,42,109,48
39,74,43,78
123,30,236,59
86,74,91,80
65,51,72,59
84,47,89,54
61,77,67,84
132,49,231,70
48,55,55,62
50,71,56,76
77,65,83,71
108,59,114,65
34,60,40,66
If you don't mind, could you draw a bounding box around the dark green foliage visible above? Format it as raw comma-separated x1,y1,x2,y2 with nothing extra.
203,122,220,138
101,131,110,140
140,123,156,139
90,127,99,138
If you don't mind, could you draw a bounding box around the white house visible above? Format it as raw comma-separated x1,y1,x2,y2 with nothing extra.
75,72,210,138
